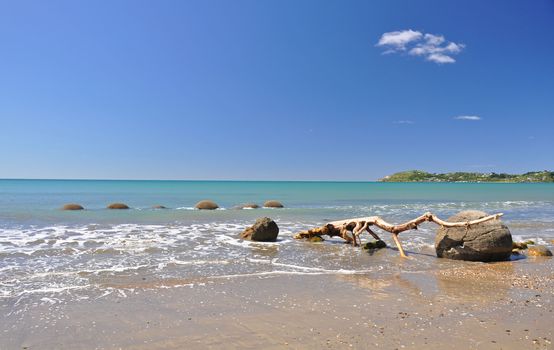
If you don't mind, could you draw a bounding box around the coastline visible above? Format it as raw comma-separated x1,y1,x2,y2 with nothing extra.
1,180,553,349
4,258,553,349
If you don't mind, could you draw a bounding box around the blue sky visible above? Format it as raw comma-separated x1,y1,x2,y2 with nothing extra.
1,0,553,180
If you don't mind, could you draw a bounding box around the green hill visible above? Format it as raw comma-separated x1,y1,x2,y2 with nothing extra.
380,170,554,183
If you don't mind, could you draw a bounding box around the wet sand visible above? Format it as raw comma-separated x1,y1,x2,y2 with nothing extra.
2,256,553,349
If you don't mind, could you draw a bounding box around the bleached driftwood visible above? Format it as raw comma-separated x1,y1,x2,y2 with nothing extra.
294,212,503,257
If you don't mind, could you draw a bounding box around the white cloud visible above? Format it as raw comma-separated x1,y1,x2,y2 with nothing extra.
454,115,481,121
377,30,464,64
427,53,455,64
377,30,422,51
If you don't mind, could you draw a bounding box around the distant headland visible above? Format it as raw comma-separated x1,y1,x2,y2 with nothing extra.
379,170,554,183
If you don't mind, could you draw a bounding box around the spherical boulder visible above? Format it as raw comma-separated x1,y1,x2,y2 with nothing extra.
195,200,219,210
526,245,553,257
62,203,84,210
435,210,512,262
107,203,130,209
240,217,279,242
263,200,284,208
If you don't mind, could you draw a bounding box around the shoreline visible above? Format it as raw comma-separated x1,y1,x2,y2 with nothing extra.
3,258,552,349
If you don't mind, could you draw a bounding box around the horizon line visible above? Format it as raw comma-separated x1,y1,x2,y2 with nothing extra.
0,177,383,183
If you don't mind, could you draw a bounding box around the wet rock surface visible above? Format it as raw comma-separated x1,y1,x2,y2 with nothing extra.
435,210,512,262
526,245,553,257
107,203,130,209
263,200,284,208
240,217,279,242
195,200,219,210
61,204,84,210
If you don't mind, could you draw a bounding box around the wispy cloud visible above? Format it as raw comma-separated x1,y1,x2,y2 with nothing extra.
454,115,481,121
393,120,415,124
377,30,464,64
377,30,422,52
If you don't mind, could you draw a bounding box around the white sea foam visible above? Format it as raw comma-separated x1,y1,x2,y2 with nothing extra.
1,198,553,309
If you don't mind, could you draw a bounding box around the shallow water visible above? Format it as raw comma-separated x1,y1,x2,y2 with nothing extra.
1,180,553,313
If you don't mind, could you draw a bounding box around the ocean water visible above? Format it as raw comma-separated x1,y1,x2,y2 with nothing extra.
1,180,553,313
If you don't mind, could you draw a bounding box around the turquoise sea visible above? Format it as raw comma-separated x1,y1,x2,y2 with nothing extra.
1,180,553,313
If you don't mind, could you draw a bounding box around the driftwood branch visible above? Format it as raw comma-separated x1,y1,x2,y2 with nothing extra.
294,212,503,258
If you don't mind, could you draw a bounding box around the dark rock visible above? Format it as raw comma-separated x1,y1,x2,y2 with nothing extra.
152,205,168,209
435,210,513,262
107,203,130,209
263,200,284,208
62,203,84,210
195,200,219,210
363,240,387,250
526,245,553,257
240,217,279,242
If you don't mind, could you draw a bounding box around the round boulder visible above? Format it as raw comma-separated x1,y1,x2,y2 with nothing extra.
152,205,168,209
526,245,553,257
195,200,219,210
62,203,84,210
107,203,130,209
263,200,284,208
240,217,279,242
435,210,513,262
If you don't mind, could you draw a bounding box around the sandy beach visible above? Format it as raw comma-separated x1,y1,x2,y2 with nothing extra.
4,254,552,350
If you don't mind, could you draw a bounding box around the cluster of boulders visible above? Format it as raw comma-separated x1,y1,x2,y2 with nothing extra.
194,200,284,210
60,200,285,211
61,203,553,261
62,203,133,210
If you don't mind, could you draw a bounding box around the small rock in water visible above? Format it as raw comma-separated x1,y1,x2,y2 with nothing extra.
107,203,130,209
435,210,512,262
526,245,553,257
240,217,279,242
362,240,387,250
61,203,84,210
238,203,260,209
263,200,284,208
152,205,168,209
195,200,219,210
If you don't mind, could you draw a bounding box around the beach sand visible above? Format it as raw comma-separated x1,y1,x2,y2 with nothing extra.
4,256,553,349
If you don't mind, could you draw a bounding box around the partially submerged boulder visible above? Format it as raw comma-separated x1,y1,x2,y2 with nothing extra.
240,217,279,242
263,200,284,208
152,205,168,209
526,245,553,257
62,203,84,210
195,200,219,210
107,203,130,209
435,210,512,262
238,203,260,209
